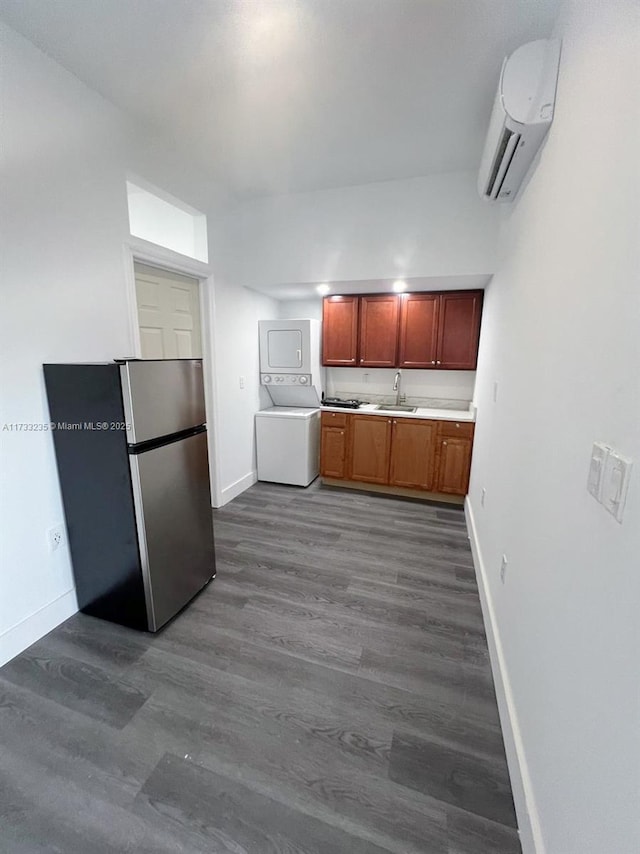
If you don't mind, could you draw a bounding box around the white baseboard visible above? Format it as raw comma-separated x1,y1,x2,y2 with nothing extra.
217,470,257,507
465,498,545,854
0,587,78,667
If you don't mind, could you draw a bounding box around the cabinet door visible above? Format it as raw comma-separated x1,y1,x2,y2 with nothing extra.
322,297,359,366
398,294,439,368
349,415,392,483
435,437,473,495
436,291,483,370
358,295,400,367
389,418,438,490
320,426,348,479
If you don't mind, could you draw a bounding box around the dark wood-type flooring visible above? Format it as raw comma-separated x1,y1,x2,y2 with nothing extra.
0,480,520,853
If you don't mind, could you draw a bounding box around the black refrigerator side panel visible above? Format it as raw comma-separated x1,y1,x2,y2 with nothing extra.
43,364,148,630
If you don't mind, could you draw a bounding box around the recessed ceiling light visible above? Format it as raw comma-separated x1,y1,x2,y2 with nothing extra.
316,283,330,295
393,280,407,293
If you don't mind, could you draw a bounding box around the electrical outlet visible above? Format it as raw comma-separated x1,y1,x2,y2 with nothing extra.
500,554,508,584
481,488,486,507
48,524,64,552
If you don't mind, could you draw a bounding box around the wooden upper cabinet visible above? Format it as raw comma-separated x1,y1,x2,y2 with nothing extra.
436,291,483,370
349,415,392,483
322,296,359,366
322,289,483,370
397,294,439,368
389,418,438,490
358,295,400,367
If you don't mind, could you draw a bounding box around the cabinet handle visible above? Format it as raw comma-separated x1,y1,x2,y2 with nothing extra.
296,349,302,363
388,419,392,423
340,431,344,435
360,358,363,363
436,360,441,365
431,360,436,365
443,441,448,446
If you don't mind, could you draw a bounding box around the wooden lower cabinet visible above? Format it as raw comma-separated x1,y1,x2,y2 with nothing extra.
320,412,349,479
320,412,474,497
349,415,392,483
389,418,437,490
434,436,473,495
320,427,348,478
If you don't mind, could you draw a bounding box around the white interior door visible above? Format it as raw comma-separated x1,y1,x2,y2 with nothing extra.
134,262,202,358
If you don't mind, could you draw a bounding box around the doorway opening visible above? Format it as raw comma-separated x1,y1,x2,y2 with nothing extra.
134,262,202,359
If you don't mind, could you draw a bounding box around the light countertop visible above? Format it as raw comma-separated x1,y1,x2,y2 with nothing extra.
320,403,475,422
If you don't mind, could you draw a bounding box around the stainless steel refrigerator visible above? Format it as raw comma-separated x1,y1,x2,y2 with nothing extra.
44,358,216,631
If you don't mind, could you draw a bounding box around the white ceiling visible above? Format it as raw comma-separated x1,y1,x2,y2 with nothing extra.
0,0,560,199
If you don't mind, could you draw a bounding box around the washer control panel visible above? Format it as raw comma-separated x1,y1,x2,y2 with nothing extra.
261,373,312,386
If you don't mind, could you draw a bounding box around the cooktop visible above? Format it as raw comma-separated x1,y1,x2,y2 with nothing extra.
321,397,366,410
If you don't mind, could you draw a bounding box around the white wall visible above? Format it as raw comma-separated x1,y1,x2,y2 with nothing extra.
0,23,269,665
126,181,208,263
0,23,138,664
278,298,322,321
467,3,640,852
213,282,280,504
216,171,500,288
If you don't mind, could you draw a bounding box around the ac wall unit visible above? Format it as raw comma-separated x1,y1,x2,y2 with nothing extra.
478,39,561,202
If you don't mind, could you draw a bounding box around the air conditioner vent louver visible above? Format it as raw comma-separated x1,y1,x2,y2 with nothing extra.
478,39,561,203
486,128,521,199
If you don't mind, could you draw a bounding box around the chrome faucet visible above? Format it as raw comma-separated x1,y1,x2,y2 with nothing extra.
393,370,402,406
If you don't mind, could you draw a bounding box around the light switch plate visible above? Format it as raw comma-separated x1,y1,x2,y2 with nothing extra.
587,442,610,502
601,450,632,523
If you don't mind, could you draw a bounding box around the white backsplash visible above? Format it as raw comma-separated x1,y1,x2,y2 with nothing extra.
326,368,475,409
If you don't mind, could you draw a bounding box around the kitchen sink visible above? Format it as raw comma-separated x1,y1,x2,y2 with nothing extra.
376,404,417,413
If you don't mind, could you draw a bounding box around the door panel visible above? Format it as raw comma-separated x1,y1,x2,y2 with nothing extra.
130,431,215,630
389,419,437,489
349,415,392,483
320,426,348,478
258,320,312,373
175,329,194,358
436,437,473,495
398,294,439,368
139,327,165,360
359,295,400,367
135,262,202,359
267,329,303,368
436,291,483,370
322,297,359,366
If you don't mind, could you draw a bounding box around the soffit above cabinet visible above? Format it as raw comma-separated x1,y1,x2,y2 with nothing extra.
260,274,492,302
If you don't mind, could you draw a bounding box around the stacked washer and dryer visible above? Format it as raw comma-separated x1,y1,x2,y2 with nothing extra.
255,319,323,486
